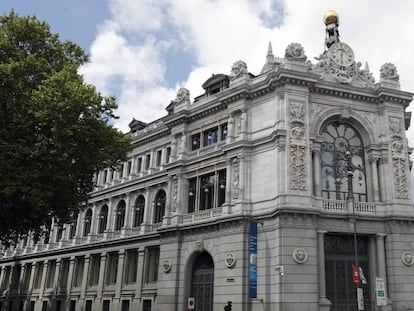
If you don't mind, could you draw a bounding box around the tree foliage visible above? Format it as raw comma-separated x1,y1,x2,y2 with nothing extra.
0,11,132,240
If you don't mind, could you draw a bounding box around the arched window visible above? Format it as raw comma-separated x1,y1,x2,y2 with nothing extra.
134,195,145,227
98,205,108,234
83,209,92,236
320,121,367,201
154,190,166,224
115,200,126,230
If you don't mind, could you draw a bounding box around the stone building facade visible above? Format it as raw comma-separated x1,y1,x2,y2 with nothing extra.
1,12,414,311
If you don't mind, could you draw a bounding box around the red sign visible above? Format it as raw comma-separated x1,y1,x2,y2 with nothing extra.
352,264,359,284
188,297,195,310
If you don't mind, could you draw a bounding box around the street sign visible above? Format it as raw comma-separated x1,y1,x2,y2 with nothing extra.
352,264,359,284
357,287,364,310
376,277,387,306
188,297,195,310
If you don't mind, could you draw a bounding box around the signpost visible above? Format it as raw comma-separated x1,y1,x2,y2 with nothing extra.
376,277,387,306
357,288,364,310
188,297,195,310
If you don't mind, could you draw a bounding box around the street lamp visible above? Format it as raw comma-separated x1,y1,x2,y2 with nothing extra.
345,150,361,309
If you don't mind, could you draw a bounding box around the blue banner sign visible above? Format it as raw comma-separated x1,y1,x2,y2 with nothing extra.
249,221,258,298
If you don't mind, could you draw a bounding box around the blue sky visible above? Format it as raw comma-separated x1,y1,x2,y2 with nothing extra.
2,0,414,142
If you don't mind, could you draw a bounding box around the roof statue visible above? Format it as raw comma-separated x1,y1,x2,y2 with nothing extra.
230,60,248,80
324,10,340,49
284,43,307,62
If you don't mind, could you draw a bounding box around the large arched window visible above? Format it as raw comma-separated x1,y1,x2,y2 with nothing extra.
83,209,93,236
134,195,145,227
320,121,367,201
153,190,166,224
115,200,126,230
98,205,108,234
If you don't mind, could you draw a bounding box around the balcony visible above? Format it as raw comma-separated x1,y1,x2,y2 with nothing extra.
322,199,376,214
182,208,223,224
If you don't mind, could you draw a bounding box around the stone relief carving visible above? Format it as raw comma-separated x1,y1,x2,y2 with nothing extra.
240,111,247,133
402,251,414,266
312,53,375,87
174,87,190,105
172,177,178,212
380,63,399,81
224,253,236,268
285,43,307,62
389,117,402,136
163,259,172,273
292,247,308,264
232,158,240,199
290,102,305,121
230,60,248,80
170,137,177,159
194,240,204,252
392,139,409,199
178,133,187,154
289,102,307,191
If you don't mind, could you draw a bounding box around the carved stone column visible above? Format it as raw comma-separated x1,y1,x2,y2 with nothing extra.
121,194,132,237
376,234,391,308
38,261,48,300
104,199,115,239
95,252,107,310
165,176,173,225
53,259,61,294
370,157,380,202
313,148,321,196
27,262,37,295
66,256,76,294
80,255,90,301
114,250,126,306
226,114,235,144
140,188,151,234
132,249,145,309
317,230,331,310
222,158,233,214
18,263,26,294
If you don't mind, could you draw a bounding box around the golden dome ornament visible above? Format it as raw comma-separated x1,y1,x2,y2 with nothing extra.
324,10,339,25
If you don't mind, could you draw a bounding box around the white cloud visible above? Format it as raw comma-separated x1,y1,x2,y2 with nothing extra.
81,0,414,145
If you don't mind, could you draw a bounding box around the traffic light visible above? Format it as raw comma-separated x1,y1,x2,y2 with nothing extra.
227,301,232,311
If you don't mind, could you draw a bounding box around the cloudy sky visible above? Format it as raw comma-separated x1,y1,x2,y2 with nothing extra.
2,0,414,142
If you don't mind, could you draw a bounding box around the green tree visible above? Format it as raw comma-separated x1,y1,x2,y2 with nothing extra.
0,11,132,241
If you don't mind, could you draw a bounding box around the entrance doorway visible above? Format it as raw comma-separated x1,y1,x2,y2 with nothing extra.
325,234,371,311
191,252,214,311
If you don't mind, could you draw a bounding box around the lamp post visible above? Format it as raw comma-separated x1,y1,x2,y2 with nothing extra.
345,150,361,309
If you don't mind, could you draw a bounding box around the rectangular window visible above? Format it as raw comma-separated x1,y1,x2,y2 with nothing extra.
1,266,11,291
106,252,118,285
145,154,151,170
188,178,197,213
200,174,215,210
165,147,171,164
120,164,125,178
73,257,84,288
191,133,200,150
45,260,56,288
127,161,132,174
220,123,228,141
102,300,110,311
203,127,218,147
69,221,76,239
145,248,160,283
29,301,35,311
70,301,76,311
125,250,138,284
121,300,130,311
103,170,108,183
23,264,32,290
85,300,93,311
142,300,152,311
42,301,48,311
88,254,101,287
55,300,62,311
218,169,226,207
156,150,162,167
137,157,142,172
59,258,69,288
34,263,43,289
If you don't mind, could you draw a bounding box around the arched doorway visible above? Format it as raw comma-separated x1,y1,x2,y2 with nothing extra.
191,252,214,311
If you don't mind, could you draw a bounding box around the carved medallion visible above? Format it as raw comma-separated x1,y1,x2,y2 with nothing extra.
402,251,414,266
292,248,308,264
224,253,237,268
163,259,172,273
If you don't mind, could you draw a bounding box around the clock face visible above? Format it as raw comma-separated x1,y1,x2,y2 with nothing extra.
328,42,354,67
